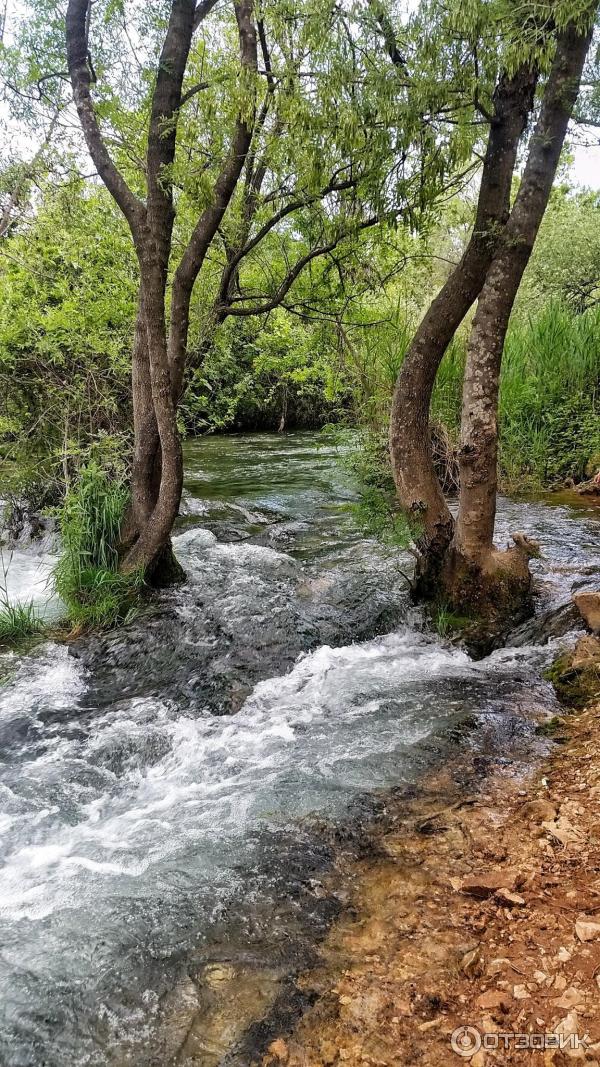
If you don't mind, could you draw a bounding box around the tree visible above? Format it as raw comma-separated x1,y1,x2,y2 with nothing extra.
390,63,538,595
62,0,480,581
448,12,598,613
390,0,599,618
63,0,257,580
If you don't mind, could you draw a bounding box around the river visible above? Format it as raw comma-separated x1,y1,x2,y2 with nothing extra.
0,432,599,1065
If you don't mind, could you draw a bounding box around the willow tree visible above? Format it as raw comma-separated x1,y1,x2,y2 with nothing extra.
60,0,458,581
390,0,599,617
64,0,258,580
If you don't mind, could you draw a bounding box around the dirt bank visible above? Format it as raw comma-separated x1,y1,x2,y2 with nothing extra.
256,701,600,1066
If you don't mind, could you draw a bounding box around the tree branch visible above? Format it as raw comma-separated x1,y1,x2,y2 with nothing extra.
168,0,258,389
147,0,198,266
65,0,145,236
221,215,380,317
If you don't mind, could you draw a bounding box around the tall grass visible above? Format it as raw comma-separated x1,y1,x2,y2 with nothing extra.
348,299,600,498
427,301,600,490
0,597,44,645
0,551,45,648
499,303,600,488
53,463,142,628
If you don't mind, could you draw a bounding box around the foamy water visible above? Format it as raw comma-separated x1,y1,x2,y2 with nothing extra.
0,434,598,1066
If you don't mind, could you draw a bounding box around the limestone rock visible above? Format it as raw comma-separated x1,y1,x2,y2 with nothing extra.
573,591,600,633
460,869,519,898
571,633,600,669
477,989,512,1012
575,916,600,942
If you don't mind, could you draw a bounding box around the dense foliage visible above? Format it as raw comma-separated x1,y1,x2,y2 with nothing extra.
1,179,599,502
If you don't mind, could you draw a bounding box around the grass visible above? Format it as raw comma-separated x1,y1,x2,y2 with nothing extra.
343,298,600,522
428,301,600,491
430,601,474,638
0,595,44,647
53,462,143,629
0,549,46,649
499,302,600,488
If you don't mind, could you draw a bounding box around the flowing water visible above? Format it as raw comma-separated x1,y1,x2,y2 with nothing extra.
1,433,599,1066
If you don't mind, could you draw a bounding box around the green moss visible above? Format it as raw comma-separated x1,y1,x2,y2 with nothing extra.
535,715,569,740
545,651,600,708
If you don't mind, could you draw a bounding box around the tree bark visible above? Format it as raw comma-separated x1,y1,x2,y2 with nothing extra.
389,65,537,592
450,16,596,603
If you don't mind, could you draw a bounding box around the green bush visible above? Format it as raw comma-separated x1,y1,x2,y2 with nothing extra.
53,463,142,628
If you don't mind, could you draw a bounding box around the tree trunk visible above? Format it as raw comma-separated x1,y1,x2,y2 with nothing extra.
121,268,184,574
389,65,537,594
445,17,596,614
67,0,257,586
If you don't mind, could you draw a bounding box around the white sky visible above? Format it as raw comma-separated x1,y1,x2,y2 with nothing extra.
571,141,600,189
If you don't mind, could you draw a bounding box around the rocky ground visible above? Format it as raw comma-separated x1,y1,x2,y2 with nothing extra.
255,612,600,1067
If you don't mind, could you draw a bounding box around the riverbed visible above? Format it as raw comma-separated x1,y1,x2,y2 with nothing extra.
0,432,599,1066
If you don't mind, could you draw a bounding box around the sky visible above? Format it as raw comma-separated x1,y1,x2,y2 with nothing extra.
571,141,600,189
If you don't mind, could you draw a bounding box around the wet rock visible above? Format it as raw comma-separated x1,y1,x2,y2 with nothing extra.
507,598,581,647
546,639,600,707
573,591,600,633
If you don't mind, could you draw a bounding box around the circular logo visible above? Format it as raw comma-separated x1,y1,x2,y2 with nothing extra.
450,1025,482,1058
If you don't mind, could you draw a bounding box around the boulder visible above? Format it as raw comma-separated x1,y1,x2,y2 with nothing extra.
571,634,600,670
573,591,600,634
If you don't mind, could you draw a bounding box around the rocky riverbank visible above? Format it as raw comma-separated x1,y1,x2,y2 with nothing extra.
251,602,600,1067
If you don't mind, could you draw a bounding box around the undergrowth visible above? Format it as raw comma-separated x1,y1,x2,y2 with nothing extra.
0,596,44,647
53,463,143,629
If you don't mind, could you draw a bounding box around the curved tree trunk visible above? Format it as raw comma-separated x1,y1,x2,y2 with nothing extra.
67,0,257,584
389,65,537,593
445,16,597,613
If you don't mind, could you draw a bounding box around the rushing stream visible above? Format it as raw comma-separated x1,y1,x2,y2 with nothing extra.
1,432,599,1066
